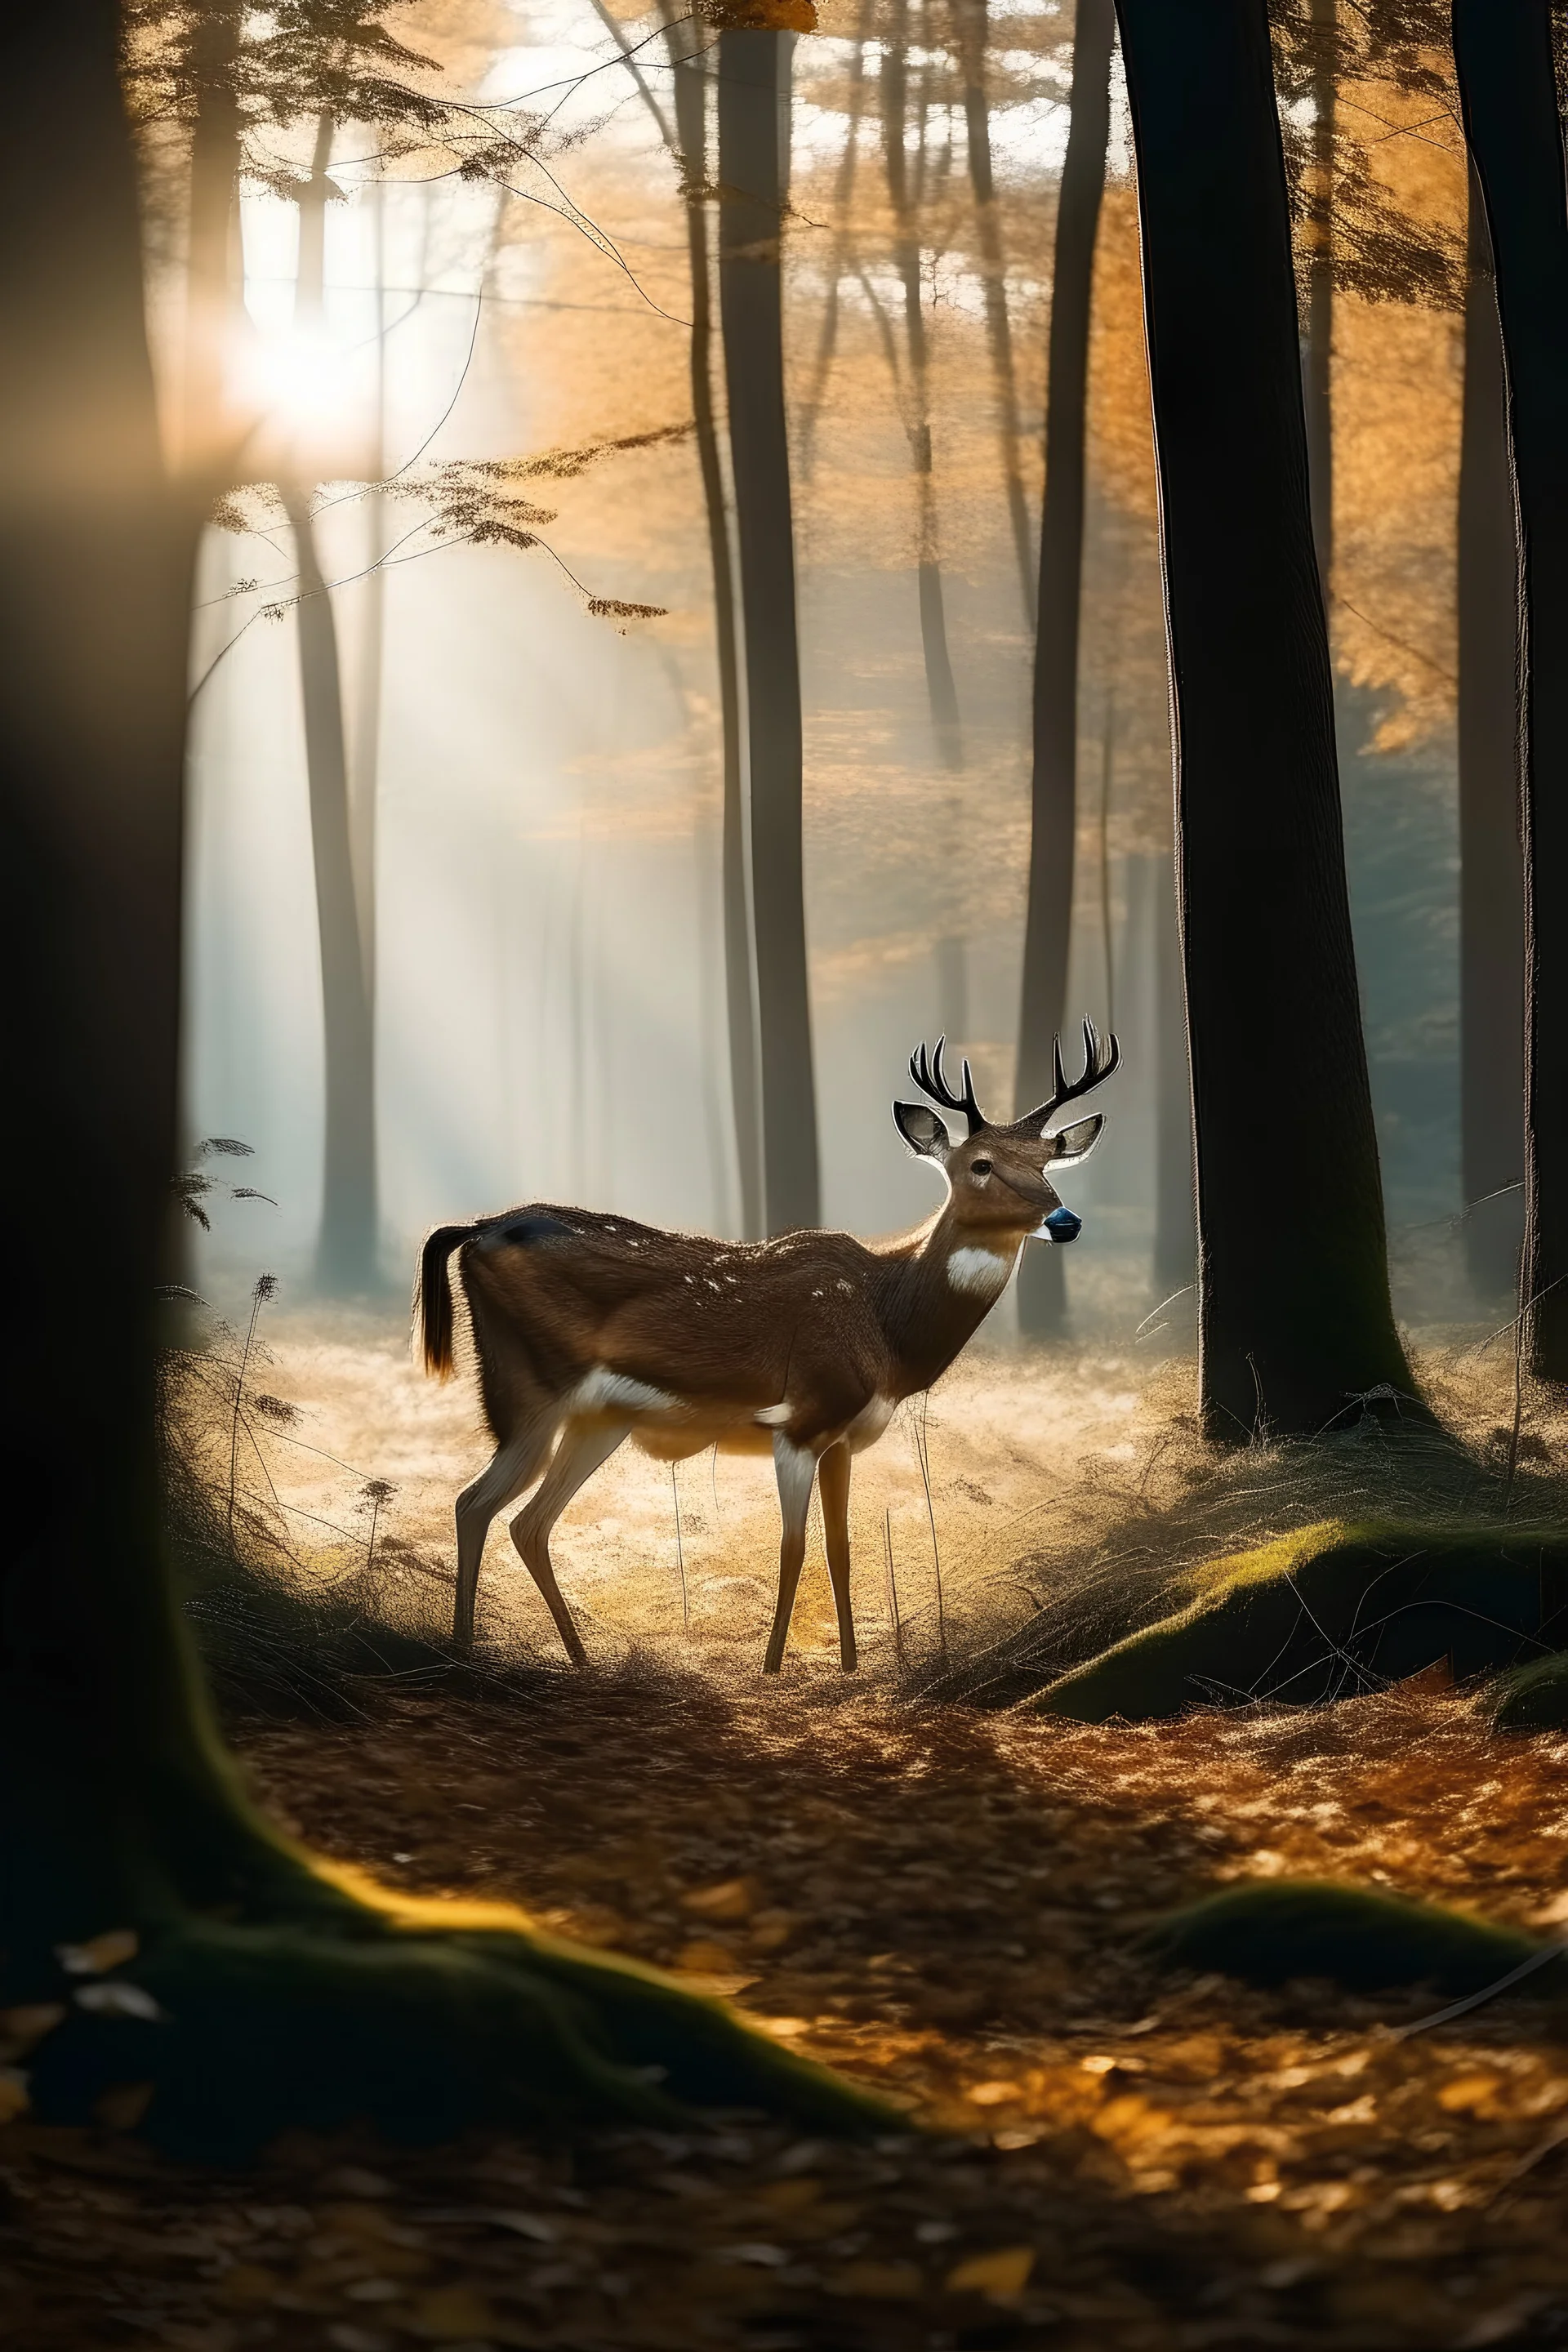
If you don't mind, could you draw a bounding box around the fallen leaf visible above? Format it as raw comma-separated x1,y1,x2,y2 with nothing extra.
675,1938,738,1974
680,1878,756,1922
947,2245,1036,2297
56,1928,138,1975
0,2003,66,2054
1439,2074,1503,2114
966,2080,1022,2106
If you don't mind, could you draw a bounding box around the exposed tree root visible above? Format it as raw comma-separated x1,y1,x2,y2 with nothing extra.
21,1861,894,2164
1029,1520,1568,1722
1146,1878,1548,1994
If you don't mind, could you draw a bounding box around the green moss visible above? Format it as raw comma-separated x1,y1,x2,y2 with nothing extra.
1490,1650,1568,1734
28,1907,894,2163
1147,1879,1546,1993
1031,1520,1568,1722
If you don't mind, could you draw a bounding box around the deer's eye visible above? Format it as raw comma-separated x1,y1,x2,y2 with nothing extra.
971,1158,992,1178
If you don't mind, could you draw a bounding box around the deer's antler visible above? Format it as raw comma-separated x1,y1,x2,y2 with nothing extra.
1018,1018,1121,1134
908,1036,986,1136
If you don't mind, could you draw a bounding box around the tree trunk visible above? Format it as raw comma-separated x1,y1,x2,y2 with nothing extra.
1015,0,1114,1340
353,176,386,1010
718,29,821,1233
668,16,763,1238
799,7,871,474
0,0,879,2158
1452,3,1568,1379
1153,849,1196,1298
953,0,1034,625
1456,159,1525,1298
1301,0,1334,588
290,115,378,1293
1114,0,1415,1438
881,0,963,773
182,1,242,464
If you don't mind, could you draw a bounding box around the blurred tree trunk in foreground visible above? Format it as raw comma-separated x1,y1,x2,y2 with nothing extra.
1452,2,1568,1380
1114,0,1416,1438
181,0,243,461
1015,0,1113,1340
718,28,820,1233
287,114,379,1294
1455,163,1525,1300
0,0,875,2151
667,14,763,1239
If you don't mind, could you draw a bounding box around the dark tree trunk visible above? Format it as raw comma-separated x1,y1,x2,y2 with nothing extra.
718,29,820,1233
1153,849,1197,1298
1114,0,1415,1438
953,0,1034,625
1015,0,1114,1339
669,18,764,1238
0,0,879,2155
1456,159,1526,1298
289,116,378,1293
1453,2,1568,1380
1301,0,1334,586
881,0,963,773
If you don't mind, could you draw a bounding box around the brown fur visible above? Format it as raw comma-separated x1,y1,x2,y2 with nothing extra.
420,1038,1116,1668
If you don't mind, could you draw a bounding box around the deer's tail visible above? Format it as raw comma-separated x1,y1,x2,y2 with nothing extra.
415,1223,479,1379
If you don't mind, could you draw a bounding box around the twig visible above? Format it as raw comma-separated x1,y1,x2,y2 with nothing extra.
672,1459,689,1633
913,1396,947,1660
884,1508,904,1670
227,1274,277,1551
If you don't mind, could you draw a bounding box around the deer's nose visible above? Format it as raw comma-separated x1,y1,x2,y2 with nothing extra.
1044,1205,1081,1245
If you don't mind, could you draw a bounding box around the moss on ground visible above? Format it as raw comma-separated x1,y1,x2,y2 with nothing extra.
1490,1649,1568,1734
1030,1521,1568,1722
1147,1878,1546,1993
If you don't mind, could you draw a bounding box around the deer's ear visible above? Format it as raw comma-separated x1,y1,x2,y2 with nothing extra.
893,1100,951,1156
1047,1114,1104,1167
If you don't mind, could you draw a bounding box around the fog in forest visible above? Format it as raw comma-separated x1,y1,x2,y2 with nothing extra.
176,0,1470,1344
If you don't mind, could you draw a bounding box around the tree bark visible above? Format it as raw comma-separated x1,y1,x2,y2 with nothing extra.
1455,158,1525,1298
1153,848,1196,1298
952,0,1035,625
718,29,820,1233
289,115,379,1294
1015,0,1114,1340
0,0,880,2158
1301,0,1334,588
668,16,764,1238
1452,2,1568,1380
1114,0,1415,1438
881,0,963,773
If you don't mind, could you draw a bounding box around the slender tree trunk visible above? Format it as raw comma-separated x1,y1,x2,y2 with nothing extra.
289,115,378,1293
353,176,386,1010
718,29,820,1233
1153,849,1196,1298
1455,158,1526,1298
882,0,963,772
1301,0,1334,588
1015,0,1114,1339
668,16,764,1237
1452,3,1568,1379
182,2,242,464
799,10,871,475
952,0,1035,625
1114,0,1415,1438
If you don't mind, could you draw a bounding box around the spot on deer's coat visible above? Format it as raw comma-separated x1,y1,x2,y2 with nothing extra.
946,1245,1013,1298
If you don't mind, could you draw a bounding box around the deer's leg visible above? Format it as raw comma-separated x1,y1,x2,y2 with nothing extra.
817,1441,857,1673
510,1418,629,1668
762,1433,818,1676
453,1420,556,1650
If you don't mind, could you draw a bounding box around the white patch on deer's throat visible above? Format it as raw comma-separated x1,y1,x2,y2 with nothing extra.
753,1402,792,1427
946,1246,1013,1299
571,1366,679,1416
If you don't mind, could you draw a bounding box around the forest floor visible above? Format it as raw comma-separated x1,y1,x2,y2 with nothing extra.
11,1315,1568,2350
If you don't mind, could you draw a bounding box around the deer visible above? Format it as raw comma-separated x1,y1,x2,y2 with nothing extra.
416,1024,1120,1673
